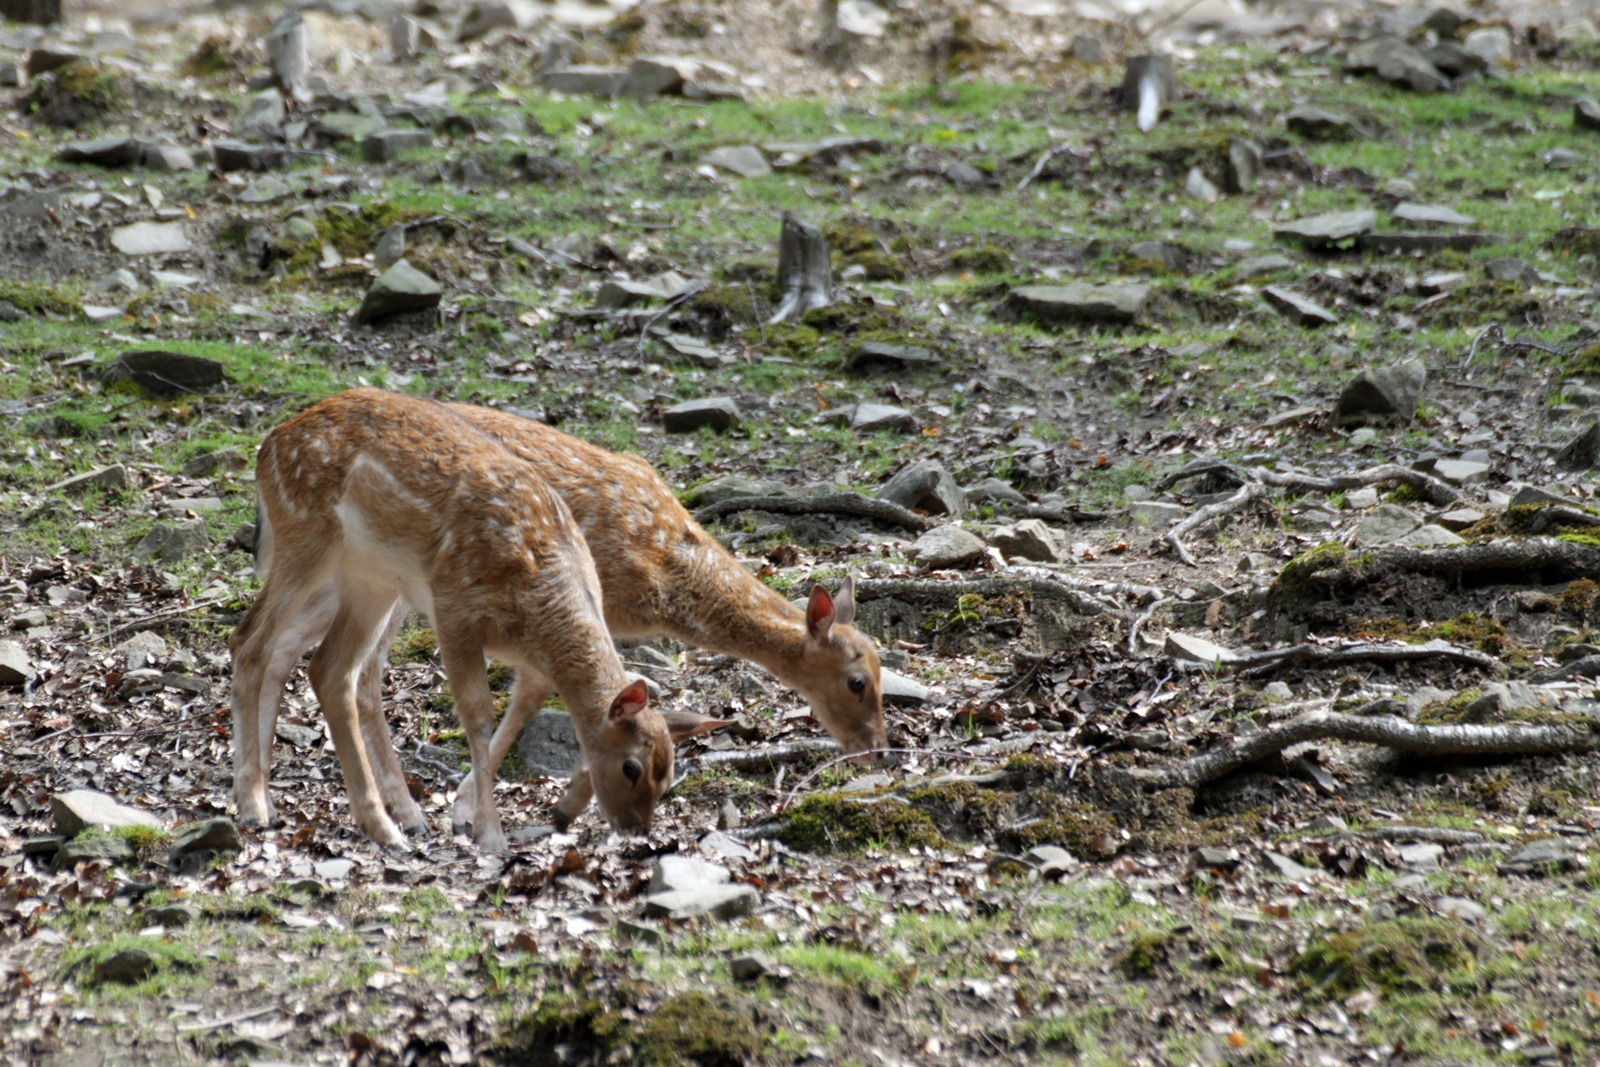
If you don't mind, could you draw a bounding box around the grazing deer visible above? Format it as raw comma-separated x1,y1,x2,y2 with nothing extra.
228,389,719,849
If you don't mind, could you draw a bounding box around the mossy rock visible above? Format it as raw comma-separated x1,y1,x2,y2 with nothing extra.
284,202,433,273
506,989,764,1067
800,301,902,336
845,249,905,281
0,280,79,316
822,222,884,256
1118,930,1178,978
687,284,761,338
1265,542,1348,608
949,243,1012,275
780,793,943,853
23,61,124,128
1290,918,1483,998
762,322,824,360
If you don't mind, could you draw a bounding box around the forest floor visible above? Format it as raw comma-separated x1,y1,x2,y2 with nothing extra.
5,0,1600,1063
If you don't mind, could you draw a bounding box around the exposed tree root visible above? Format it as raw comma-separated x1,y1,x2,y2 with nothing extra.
1003,503,1111,525
1311,537,1600,587
685,739,841,772
854,576,1112,618
1154,460,1462,507
1125,710,1599,790
1229,638,1502,677
694,492,937,532
1165,482,1270,566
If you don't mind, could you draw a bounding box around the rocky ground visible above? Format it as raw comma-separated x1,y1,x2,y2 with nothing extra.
6,0,1600,1063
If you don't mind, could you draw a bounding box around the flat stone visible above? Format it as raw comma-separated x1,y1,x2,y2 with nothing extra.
663,397,741,434
1129,500,1186,524
839,773,892,795
146,903,200,926
697,830,756,862
238,175,293,204
276,722,322,749
878,460,964,516
58,135,144,166
1435,896,1487,924
1545,148,1582,170
1485,257,1538,286
110,221,190,256
514,708,581,778
1557,420,1600,472
702,144,770,178
620,54,701,99
988,519,1062,562
849,403,916,434
762,136,890,167
1392,524,1467,548
1184,167,1219,203
169,818,243,863
649,855,730,894
730,952,772,981
54,835,135,869
152,270,202,289
1510,484,1566,508
95,948,157,984
1346,36,1450,92
1124,240,1186,273
1284,105,1363,140
844,341,939,374
212,140,286,172
1357,504,1422,544
1435,508,1485,531
1026,845,1077,878
1006,282,1149,326
355,260,442,324
616,918,666,943
1462,681,1555,718
53,789,162,837
879,667,928,705
1416,271,1468,296
1500,838,1577,875
1363,232,1506,257
1576,99,1600,132
1334,359,1425,426
363,128,432,163
0,640,33,685
1165,632,1240,665
1263,851,1321,880
234,89,286,133
104,350,225,397
1397,842,1444,871
1274,210,1375,249
965,477,1026,505
1235,253,1294,280
685,476,788,507
1262,285,1338,326
1432,459,1490,485
906,525,987,569
182,448,247,478
642,884,758,922
133,519,209,563
314,111,387,143
1224,135,1262,194
541,65,628,97
1393,202,1475,227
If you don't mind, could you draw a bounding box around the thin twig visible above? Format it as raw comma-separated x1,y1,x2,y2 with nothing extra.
88,597,232,645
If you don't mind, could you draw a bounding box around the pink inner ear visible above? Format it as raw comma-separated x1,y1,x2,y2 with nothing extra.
610,679,650,720
807,584,836,638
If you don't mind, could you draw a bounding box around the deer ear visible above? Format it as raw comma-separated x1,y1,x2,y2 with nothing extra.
806,583,836,642
608,679,650,723
661,709,729,742
833,576,857,627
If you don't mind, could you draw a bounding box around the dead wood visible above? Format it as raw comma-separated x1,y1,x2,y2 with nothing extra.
1004,503,1111,525
693,492,938,532
686,739,841,772
1230,638,1502,677
1155,460,1461,507
1125,710,1599,790
1312,537,1600,587
768,212,832,324
1348,826,1487,845
854,576,1111,617
1165,482,1270,566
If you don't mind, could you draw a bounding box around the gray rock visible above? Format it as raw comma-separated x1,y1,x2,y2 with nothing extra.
703,144,771,178
642,884,758,921
686,476,788,507
988,519,1062,563
1345,36,1450,92
1006,282,1150,326
1557,420,1600,472
1435,896,1487,924
966,477,1025,505
1026,845,1077,878
616,918,666,943
238,175,292,204
1510,484,1565,508
1485,257,1538,286
698,830,756,862
53,789,162,837
1284,106,1363,140
104,350,225,397
1432,459,1490,485
234,89,286,133
664,397,741,434
95,948,157,984
541,65,628,97
1461,681,1554,718
313,111,387,143
844,341,939,374
182,447,247,479
1224,136,1262,194
1463,27,1511,70
849,403,916,434
620,55,700,99
1263,851,1321,880
1398,842,1444,871
1499,838,1577,875
1393,202,1475,227
0,640,33,685
94,268,141,294
879,667,927,705
1124,240,1186,273
1545,148,1582,170
1274,210,1376,249
110,221,191,256
1575,99,1600,131
355,260,442,324
374,225,406,271
1415,271,1468,296
1345,487,1379,509
146,903,200,926
212,140,286,172
1129,500,1186,524
133,520,209,563
1333,359,1425,426
943,160,988,186
363,128,432,163
1165,632,1239,665
1262,285,1338,327
649,855,730,893
457,0,541,39
1357,504,1422,544
595,280,663,309
54,835,135,869
840,773,892,794
1235,253,1294,280
11,610,48,632
1070,34,1104,64
276,722,322,748
115,632,167,672
513,709,579,779
730,952,771,981
878,460,964,516
906,525,987,569
1184,167,1219,203
1435,508,1485,531
1359,231,1504,254
46,465,127,495
57,135,143,166
1392,524,1467,548
169,818,243,863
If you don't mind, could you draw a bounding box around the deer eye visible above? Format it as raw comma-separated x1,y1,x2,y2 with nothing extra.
623,760,643,784
848,677,867,695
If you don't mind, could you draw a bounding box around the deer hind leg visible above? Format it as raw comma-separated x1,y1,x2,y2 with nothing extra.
352,605,428,834
307,583,408,849
453,667,551,837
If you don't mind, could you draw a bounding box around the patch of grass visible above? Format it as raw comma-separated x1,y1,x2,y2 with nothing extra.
1290,917,1483,998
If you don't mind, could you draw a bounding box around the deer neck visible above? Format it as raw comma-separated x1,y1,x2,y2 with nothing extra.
658,542,812,685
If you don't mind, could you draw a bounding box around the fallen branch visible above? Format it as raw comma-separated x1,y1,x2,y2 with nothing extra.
1165,482,1270,566
1003,564,1168,605
1004,503,1110,525
88,597,232,645
1349,826,1486,845
1230,639,1501,677
1128,597,1176,654
1154,461,1461,508
683,739,840,773
1524,505,1600,534
854,576,1110,617
1125,710,1599,790
1319,537,1600,587
694,493,937,532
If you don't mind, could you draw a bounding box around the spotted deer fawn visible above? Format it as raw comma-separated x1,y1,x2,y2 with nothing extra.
229,389,720,849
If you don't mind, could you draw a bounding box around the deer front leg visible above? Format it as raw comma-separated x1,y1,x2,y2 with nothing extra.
551,751,593,832
436,634,508,852
453,668,551,837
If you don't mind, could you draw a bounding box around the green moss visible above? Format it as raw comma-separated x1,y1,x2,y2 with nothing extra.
61,935,201,988
763,322,824,360
0,280,79,316
285,203,431,273
846,249,905,281
181,36,246,78
635,993,763,1067
113,824,170,859
688,284,761,337
800,301,901,336
1563,578,1599,616
949,243,1012,275
506,989,763,1067
1117,930,1177,978
1266,542,1347,607
779,793,943,853
823,223,882,256
24,61,124,126
1290,918,1483,999
393,627,437,663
